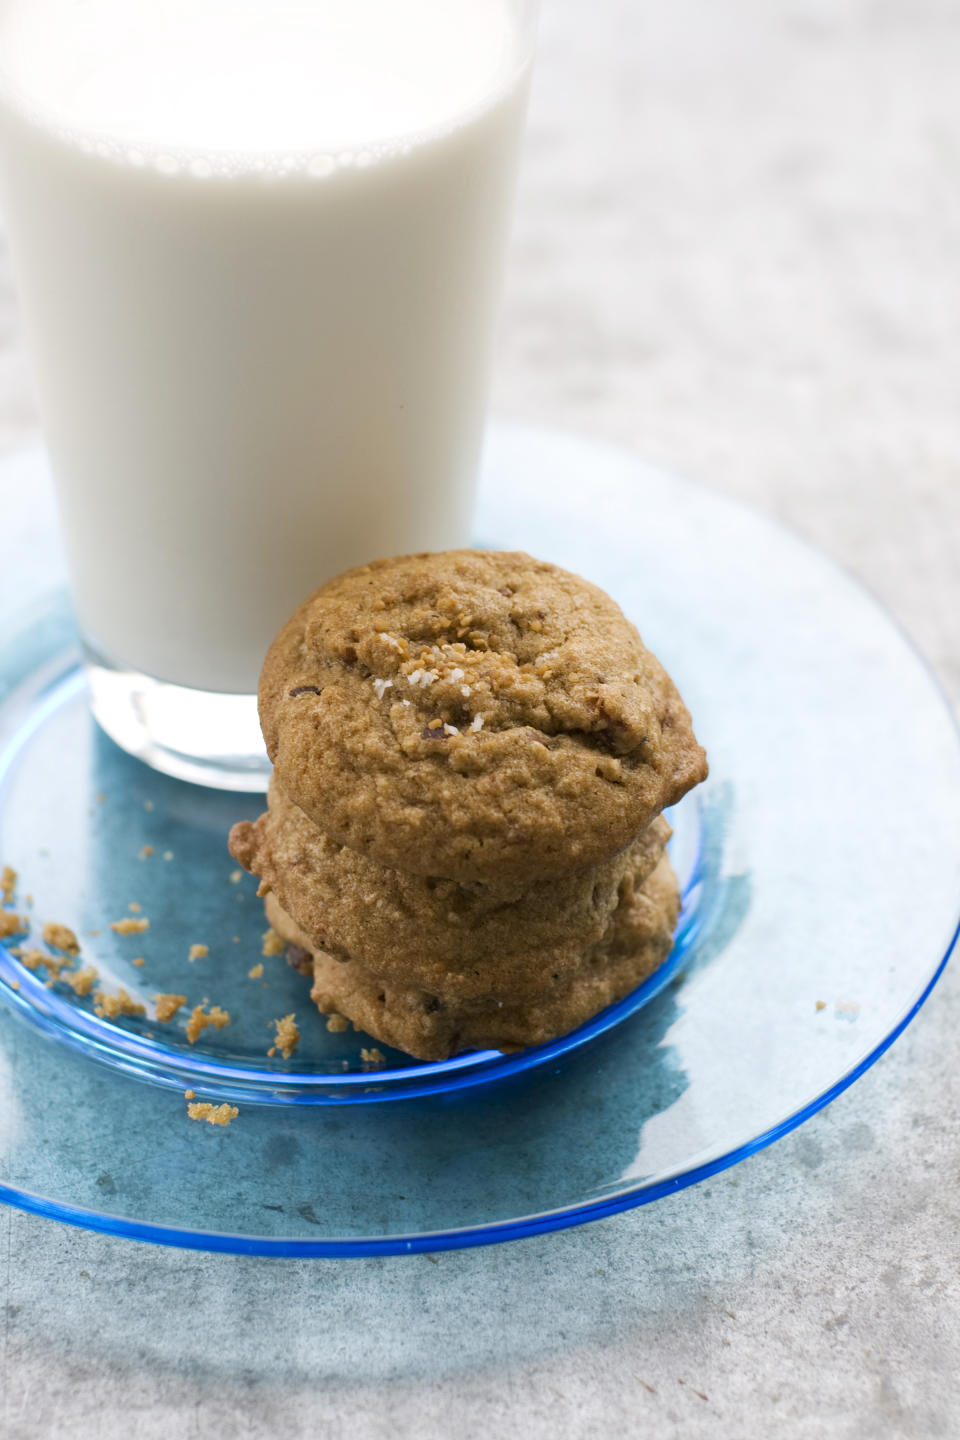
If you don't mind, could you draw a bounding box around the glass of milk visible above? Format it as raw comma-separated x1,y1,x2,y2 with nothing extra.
0,0,537,790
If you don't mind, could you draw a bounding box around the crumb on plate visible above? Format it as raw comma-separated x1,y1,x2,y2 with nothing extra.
154,993,187,1023
41,921,80,954
139,845,154,859
0,865,15,904
0,912,27,940
185,1003,230,1044
268,1013,300,1059
188,944,208,962
248,963,263,979
360,1047,386,1068
67,966,99,996
110,916,149,935
94,987,146,1020
261,928,285,957
17,947,73,982
325,1013,349,1033
187,1101,238,1127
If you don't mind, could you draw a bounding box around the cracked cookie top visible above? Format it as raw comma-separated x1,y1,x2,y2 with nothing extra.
259,549,707,883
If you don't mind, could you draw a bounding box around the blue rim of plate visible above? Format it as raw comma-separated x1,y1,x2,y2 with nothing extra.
2,910,956,1257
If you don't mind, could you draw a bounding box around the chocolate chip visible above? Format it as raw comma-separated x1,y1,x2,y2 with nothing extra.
288,685,322,698
285,945,313,976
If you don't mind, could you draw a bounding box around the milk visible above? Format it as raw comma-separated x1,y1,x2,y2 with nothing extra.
0,0,531,692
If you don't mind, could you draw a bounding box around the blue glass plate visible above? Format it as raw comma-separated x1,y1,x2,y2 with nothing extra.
0,422,958,1255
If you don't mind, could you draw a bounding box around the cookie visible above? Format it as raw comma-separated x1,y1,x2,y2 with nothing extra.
265,855,681,1061
259,550,707,884
229,777,672,1002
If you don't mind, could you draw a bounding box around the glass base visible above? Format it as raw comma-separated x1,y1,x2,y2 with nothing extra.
84,643,270,792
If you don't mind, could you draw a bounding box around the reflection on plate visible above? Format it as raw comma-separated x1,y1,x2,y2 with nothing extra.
0,422,957,1255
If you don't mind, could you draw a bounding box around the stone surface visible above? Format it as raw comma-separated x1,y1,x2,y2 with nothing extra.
2,1,960,1436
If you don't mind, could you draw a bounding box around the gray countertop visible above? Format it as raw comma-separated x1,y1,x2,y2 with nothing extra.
2,2,959,1436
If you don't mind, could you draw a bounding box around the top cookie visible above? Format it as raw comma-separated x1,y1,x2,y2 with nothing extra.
259,549,707,884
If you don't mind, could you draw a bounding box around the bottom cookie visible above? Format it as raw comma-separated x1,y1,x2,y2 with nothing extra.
265,855,681,1062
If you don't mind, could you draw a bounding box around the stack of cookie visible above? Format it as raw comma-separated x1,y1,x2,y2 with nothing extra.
229,550,707,1060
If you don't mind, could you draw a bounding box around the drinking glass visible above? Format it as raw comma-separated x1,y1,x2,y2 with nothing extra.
0,0,538,789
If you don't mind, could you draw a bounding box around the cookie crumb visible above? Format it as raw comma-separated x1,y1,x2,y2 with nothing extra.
128,902,142,914
187,1102,238,1127
154,993,187,1022
94,987,146,1020
185,1003,230,1044
162,851,174,862
360,1047,386,1067
184,1089,195,1099
248,963,264,979
269,1013,300,1059
18,948,74,982
110,917,149,935
261,928,285,957
41,922,80,954
815,1000,826,1012
229,869,243,884
8,978,19,991
188,944,209,962
325,1013,349,1033
67,966,99,996
0,911,26,940
138,845,154,859
132,957,145,968
0,866,16,903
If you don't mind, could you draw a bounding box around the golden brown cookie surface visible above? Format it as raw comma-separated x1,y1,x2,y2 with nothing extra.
259,549,707,884
266,855,681,1062
229,777,672,1002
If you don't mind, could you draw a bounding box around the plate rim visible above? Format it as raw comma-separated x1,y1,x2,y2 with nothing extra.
0,424,958,1255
